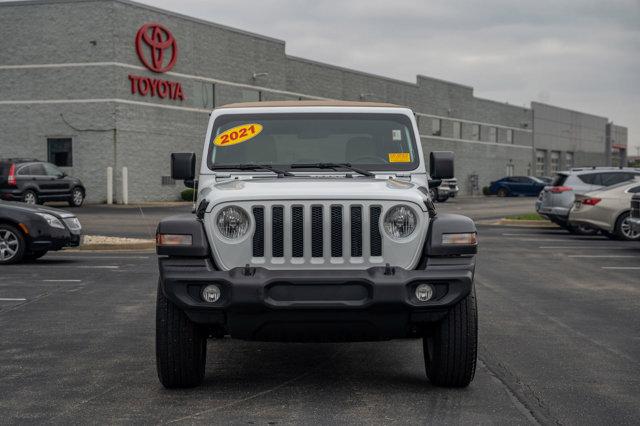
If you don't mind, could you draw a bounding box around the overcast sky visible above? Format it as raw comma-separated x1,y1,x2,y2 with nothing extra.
135,0,639,153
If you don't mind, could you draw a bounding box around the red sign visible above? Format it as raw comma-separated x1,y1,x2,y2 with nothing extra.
130,23,185,101
135,23,178,73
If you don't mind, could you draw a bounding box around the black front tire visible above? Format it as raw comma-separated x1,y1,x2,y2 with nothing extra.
614,212,640,241
23,190,39,205
0,224,26,264
566,223,598,236
68,187,85,207
496,188,508,197
437,194,450,203
423,288,478,388
156,281,207,388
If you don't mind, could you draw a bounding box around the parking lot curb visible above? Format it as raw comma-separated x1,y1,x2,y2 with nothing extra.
73,235,155,251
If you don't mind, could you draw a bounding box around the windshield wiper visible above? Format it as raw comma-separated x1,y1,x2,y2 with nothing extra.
289,162,375,177
212,163,294,177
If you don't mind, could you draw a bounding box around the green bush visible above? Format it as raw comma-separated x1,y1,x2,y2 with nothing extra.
181,188,195,201
482,186,491,196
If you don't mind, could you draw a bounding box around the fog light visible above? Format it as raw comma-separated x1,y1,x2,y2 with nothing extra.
201,285,221,303
415,283,434,302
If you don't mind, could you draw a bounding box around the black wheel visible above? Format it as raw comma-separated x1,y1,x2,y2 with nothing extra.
156,281,207,388
24,250,48,261
566,223,598,236
614,212,640,241
429,188,438,201
23,190,38,205
423,288,477,388
0,224,26,264
496,188,509,197
68,187,85,207
437,194,449,203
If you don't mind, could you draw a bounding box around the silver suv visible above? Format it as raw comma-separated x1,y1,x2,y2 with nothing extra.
536,167,640,233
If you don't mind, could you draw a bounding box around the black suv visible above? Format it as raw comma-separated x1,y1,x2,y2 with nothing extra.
0,159,86,207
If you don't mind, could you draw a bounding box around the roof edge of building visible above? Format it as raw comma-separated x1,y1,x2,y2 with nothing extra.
0,0,286,45
531,101,609,122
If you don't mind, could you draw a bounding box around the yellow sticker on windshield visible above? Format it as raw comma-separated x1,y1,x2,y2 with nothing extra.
388,152,411,163
213,123,263,147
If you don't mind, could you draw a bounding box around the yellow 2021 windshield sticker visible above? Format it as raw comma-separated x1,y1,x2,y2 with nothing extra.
388,152,411,163
213,123,263,147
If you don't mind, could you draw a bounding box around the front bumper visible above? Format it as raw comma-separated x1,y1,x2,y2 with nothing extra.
159,256,475,341
29,227,81,251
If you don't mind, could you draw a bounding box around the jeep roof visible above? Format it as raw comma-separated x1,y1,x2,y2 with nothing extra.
219,100,401,109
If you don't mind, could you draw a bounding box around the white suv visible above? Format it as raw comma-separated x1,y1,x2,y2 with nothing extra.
155,101,479,389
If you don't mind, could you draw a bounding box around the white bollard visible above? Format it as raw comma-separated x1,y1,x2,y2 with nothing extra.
106,167,113,205
122,167,128,205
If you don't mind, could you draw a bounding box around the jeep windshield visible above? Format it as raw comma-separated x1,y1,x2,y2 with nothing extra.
208,113,419,172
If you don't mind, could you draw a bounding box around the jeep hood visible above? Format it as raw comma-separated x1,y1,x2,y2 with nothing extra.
203,177,427,210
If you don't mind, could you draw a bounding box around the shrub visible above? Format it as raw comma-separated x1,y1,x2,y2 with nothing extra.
181,188,195,201
482,186,491,196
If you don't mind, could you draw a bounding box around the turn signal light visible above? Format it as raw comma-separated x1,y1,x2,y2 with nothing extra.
442,232,478,245
582,197,602,206
156,233,192,246
549,186,573,193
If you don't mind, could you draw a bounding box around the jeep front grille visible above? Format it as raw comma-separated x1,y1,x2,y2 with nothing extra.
251,203,383,262
207,200,428,271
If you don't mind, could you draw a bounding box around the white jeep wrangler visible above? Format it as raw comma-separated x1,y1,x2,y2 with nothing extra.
156,101,478,388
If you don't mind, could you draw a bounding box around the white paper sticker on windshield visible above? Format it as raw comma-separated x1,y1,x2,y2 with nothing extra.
392,129,402,141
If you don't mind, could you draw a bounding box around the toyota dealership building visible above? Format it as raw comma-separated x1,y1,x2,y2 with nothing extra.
0,0,629,203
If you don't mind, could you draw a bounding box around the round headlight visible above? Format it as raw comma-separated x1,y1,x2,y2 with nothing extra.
383,205,417,239
216,206,250,239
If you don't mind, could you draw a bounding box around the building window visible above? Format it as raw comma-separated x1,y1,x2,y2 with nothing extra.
431,118,441,136
471,124,480,141
452,121,461,139
506,129,514,144
506,164,515,177
550,151,560,173
535,149,546,176
489,127,497,142
47,138,73,167
565,152,574,169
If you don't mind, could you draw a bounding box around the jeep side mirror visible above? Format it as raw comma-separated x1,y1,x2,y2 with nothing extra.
171,153,196,181
429,151,454,180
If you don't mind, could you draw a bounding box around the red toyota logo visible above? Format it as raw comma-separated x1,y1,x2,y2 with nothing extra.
135,23,178,73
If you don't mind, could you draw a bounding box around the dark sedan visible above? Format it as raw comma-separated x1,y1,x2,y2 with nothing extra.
489,176,547,197
0,201,82,264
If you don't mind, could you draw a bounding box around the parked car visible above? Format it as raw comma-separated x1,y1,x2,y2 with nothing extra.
0,200,82,264
429,177,458,202
536,167,640,234
537,176,553,185
629,193,640,234
489,176,546,197
569,179,640,241
0,158,86,207
155,101,479,389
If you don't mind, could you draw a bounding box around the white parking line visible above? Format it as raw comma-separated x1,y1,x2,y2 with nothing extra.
42,279,83,282
46,256,150,259
539,246,632,250
601,267,640,270
569,255,637,258
76,266,119,269
0,298,27,301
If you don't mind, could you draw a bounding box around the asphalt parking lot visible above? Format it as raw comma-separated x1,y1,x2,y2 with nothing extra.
1,220,638,424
